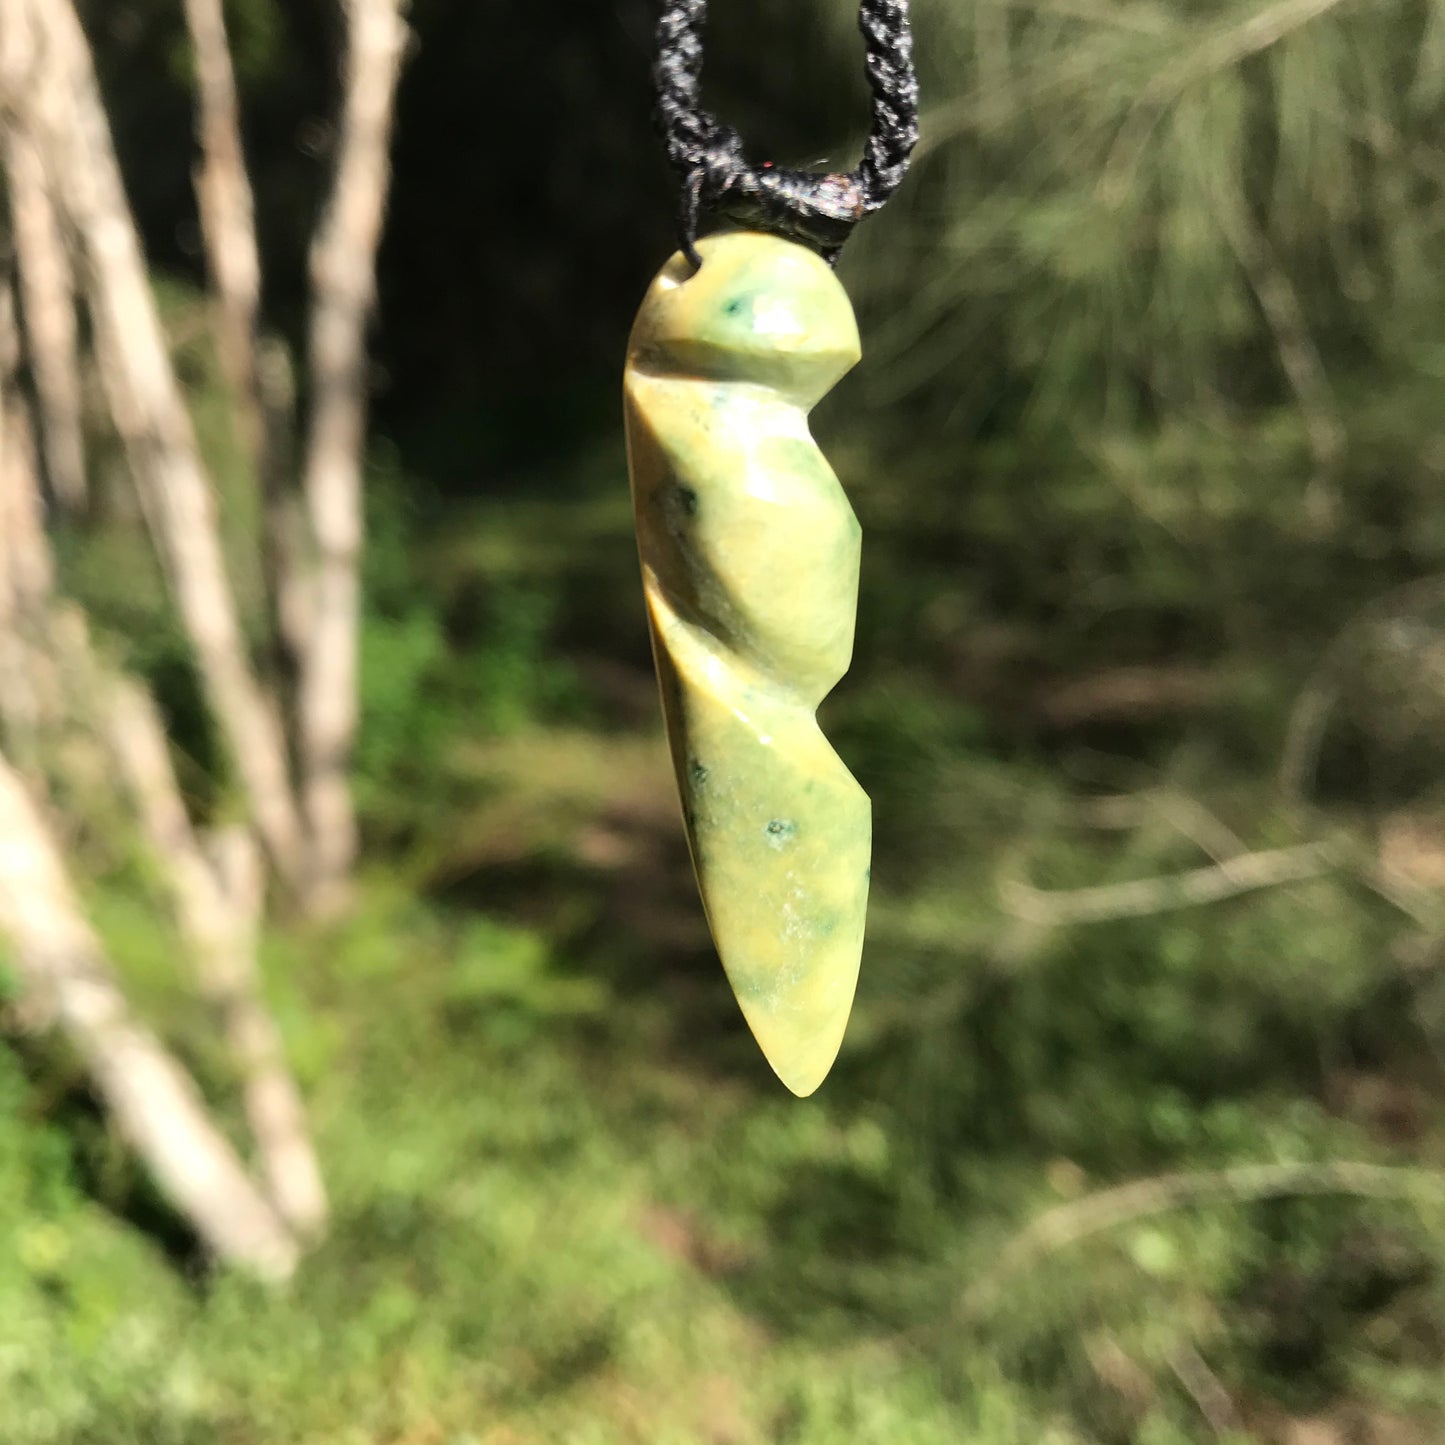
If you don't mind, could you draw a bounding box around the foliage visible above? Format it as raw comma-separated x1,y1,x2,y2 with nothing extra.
3,853,1441,1443
7,468,1445,1440
843,0,1445,426
6,0,1445,1440
352,452,586,845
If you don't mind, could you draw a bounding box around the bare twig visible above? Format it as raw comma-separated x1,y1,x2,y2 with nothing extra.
1039,665,1225,729
1169,1343,1244,1437
179,0,264,460
1000,840,1340,926
1279,674,1344,807
298,0,408,910
1154,793,1248,863
963,1161,1445,1315
1211,184,1344,530
1085,1333,1157,1420
1100,0,1356,204
1077,790,1248,863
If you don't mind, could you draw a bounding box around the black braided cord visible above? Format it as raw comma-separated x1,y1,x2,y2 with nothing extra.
654,0,919,266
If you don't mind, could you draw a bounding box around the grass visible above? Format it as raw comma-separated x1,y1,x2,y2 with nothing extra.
8,367,1445,1439
4,421,1445,1444
3,755,1442,1441
15,0,1445,1428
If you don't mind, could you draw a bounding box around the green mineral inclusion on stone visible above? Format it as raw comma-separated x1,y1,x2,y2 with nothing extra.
623,232,872,1097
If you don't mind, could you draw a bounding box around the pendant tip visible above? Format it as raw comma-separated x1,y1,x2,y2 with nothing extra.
757,1022,848,1098
771,1054,837,1098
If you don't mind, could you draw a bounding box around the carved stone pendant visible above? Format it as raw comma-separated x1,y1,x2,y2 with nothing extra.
624,231,871,1096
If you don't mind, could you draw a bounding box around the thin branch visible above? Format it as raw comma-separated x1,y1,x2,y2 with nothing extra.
179,0,264,460
0,264,67,765
1100,0,1356,203
4,124,86,508
176,0,317,858
1211,186,1344,530
0,265,54,611
1076,790,1250,866
1085,1333,1157,1420
1154,793,1248,864
1000,840,1340,926
962,1161,1445,1315
1279,672,1344,806
0,232,326,1241
1169,1343,1244,1438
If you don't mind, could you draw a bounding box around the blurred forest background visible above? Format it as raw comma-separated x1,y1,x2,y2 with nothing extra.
3,0,1445,1441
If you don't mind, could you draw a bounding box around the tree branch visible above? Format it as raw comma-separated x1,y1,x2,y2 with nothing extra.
0,266,54,611
101,671,328,1236
4,123,85,509
1000,840,1340,926
177,0,318,823
0,749,299,1277
0,263,65,761
298,0,408,910
179,0,264,461
0,237,326,1242
6,0,308,890
963,1161,1445,1315
1100,0,1355,204
1211,185,1344,531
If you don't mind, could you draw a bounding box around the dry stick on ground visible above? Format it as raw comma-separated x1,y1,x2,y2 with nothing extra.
5,123,85,509
961,1161,1445,1316
299,0,408,912
1000,839,1341,926
7,0,308,891
0,752,300,1278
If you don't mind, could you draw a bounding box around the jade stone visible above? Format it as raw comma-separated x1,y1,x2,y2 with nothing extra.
623,231,871,1097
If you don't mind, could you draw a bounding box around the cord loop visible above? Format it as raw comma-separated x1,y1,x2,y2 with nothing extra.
654,0,919,266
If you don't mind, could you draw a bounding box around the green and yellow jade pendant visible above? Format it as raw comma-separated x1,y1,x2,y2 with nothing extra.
624,231,871,1096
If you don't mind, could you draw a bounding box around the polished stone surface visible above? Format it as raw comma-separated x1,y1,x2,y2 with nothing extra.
624,231,871,1096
